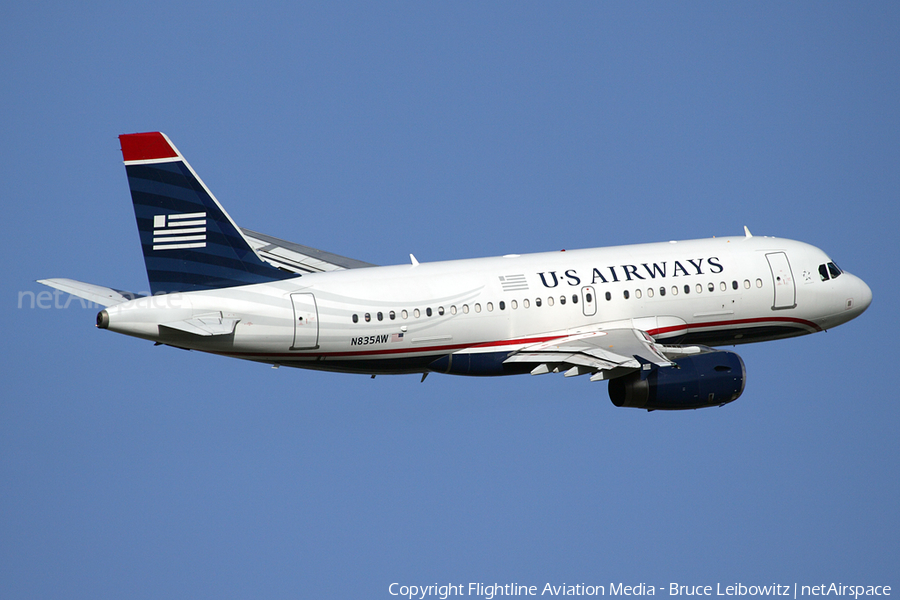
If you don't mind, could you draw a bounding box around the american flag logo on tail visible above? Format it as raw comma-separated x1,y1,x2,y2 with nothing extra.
153,212,207,250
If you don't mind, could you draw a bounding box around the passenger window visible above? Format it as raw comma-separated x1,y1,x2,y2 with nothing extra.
535,298,542,307
732,281,738,290
462,304,469,314
450,305,457,315
402,309,408,319
696,284,702,293
499,301,505,310
659,287,666,297
559,296,566,305
708,282,715,292
547,297,554,306
377,312,383,321
389,310,396,320
684,285,690,294
352,314,359,323
671,286,678,296
743,280,750,289
414,309,420,318
426,307,432,317
365,313,371,322
511,300,518,309
487,302,493,312
523,299,530,308
475,304,481,313
585,293,592,303
606,291,612,301
623,290,629,299
438,306,445,316
647,288,654,298
572,294,578,304
635,289,642,299
756,279,763,288
720,282,727,291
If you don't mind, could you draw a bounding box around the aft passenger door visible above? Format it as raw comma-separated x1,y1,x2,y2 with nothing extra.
290,293,319,349
766,252,796,310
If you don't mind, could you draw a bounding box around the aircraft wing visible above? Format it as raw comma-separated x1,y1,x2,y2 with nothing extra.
241,228,376,274
504,328,689,381
37,278,143,307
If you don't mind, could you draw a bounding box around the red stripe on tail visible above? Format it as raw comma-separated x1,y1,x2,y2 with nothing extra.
119,132,178,162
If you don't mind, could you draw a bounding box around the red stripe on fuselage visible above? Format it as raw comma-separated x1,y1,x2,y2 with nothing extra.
215,334,566,360
648,316,822,337
211,315,820,362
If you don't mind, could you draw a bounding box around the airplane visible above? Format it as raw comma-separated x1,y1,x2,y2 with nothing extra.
39,132,872,411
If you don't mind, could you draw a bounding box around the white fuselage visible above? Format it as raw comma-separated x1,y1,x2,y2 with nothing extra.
101,235,871,376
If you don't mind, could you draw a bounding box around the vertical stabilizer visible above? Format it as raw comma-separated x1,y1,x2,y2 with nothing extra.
120,132,297,294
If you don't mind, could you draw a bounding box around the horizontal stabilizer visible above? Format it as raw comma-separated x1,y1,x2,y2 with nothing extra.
241,228,375,273
37,278,143,307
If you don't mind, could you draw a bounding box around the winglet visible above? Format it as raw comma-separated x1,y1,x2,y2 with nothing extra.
743,225,753,238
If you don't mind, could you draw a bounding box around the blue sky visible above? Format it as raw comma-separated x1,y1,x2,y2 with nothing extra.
2,2,898,598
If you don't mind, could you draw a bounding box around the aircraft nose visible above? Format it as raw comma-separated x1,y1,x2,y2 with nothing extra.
848,273,872,316
857,276,872,312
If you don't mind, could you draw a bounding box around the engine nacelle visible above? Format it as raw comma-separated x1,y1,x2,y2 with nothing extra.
608,350,746,410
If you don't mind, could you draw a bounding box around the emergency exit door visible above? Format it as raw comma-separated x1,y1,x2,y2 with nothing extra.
581,286,597,317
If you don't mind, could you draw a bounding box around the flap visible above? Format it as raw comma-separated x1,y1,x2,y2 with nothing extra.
504,328,676,380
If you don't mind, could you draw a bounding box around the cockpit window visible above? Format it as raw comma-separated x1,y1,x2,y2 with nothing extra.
819,262,843,281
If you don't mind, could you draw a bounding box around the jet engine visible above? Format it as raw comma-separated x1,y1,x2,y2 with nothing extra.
608,350,746,410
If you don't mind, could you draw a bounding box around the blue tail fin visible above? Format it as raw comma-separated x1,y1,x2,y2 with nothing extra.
120,132,297,294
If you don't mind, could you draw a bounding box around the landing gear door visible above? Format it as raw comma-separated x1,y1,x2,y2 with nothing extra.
766,252,796,310
290,293,319,349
